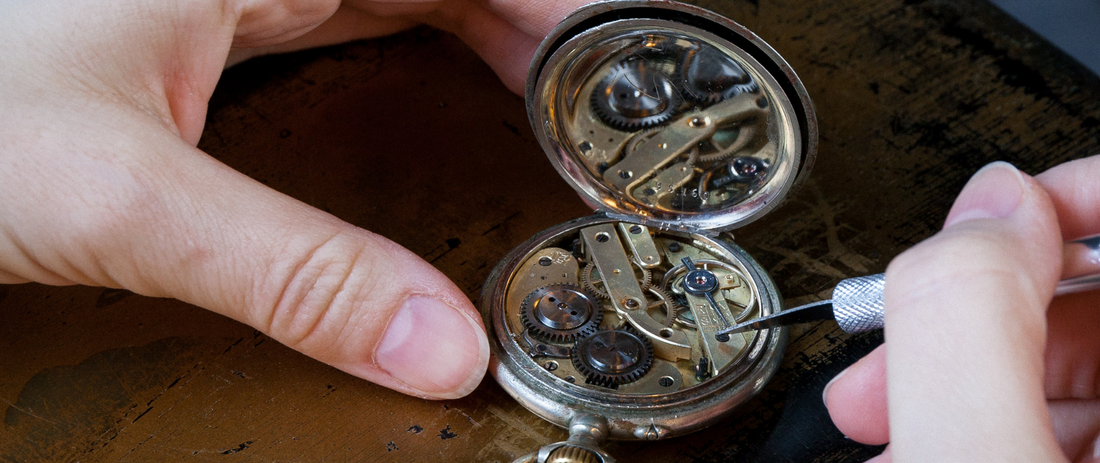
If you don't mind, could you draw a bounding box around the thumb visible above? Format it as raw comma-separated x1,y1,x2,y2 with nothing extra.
0,110,489,400
882,161,1064,460
161,149,491,400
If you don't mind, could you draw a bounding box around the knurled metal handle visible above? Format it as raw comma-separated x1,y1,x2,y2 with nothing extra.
833,274,886,334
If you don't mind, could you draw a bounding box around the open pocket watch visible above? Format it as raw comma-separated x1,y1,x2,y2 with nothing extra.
478,2,817,462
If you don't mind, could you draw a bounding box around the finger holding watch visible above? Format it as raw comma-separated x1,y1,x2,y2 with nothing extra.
824,158,1100,461
0,0,593,400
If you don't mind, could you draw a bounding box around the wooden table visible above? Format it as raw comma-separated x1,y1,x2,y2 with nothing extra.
3,0,1098,461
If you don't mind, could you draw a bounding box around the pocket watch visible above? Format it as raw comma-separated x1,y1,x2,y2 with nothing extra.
478,2,817,462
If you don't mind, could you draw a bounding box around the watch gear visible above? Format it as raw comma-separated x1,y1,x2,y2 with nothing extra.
482,1,818,458
571,327,654,388
695,124,758,164
521,284,604,342
680,43,759,104
582,259,652,300
673,304,697,329
581,262,606,299
591,60,681,130
643,286,677,328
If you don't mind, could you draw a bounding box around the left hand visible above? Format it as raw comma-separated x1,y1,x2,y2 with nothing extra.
0,0,590,400
226,0,585,96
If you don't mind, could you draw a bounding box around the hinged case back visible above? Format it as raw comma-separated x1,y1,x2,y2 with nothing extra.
526,1,818,234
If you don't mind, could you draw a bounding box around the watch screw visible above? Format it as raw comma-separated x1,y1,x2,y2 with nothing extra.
694,357,712,381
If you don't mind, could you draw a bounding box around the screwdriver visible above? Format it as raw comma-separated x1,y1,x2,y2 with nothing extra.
716,234,1100,338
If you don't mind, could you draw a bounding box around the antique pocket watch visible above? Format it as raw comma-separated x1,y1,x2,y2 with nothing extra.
478,2,817,462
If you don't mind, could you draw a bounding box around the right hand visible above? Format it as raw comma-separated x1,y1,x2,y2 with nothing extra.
823,155,1100,461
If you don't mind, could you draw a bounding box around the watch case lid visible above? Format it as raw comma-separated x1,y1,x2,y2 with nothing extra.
525,1,818,234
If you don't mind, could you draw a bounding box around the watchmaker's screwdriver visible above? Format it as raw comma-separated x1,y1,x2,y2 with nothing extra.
716,233,1100,338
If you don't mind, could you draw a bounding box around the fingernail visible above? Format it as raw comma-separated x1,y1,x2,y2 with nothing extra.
943,161,1025,228
822,366,849,407
376,296,487,399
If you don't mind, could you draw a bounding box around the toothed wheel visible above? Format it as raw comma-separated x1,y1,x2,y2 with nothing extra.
521,284,603,342
571,328,654,388
583,260,651,300
644,286,677,328
591,60,680,130
680,44,758,104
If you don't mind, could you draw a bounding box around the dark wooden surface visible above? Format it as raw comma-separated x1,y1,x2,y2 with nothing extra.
2,0,1098,461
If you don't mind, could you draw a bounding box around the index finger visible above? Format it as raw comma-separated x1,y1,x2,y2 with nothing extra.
883,162,1065,460
411,0,595,92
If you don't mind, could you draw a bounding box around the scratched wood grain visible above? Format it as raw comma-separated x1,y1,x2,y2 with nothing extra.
2,0,1098,461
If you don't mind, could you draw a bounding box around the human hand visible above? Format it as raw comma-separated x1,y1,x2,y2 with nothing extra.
0,0,589,400
823,157,1100,461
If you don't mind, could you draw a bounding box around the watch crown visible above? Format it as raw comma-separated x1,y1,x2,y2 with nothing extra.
546,445,601,463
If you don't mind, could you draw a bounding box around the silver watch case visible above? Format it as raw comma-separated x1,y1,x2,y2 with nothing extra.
479,2,817,461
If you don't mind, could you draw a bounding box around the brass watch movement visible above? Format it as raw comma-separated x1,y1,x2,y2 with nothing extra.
479,2,817,462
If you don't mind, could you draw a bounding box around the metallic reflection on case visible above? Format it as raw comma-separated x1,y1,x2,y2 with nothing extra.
478,2,818,461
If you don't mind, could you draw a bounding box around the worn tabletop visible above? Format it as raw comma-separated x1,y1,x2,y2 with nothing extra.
2,0,1098,461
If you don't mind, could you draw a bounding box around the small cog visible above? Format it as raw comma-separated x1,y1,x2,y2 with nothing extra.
571,327,654,388
582,261,651,300
673,305,697,329
521,284,603,342
644,286,677,328
581,262,608,299
696,123,757,164
591,60,681,130
663,286,697,328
